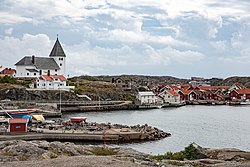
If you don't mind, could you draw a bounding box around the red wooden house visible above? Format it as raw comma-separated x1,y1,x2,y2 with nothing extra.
177,89,197,101
229,89,250,100
8,118,29,133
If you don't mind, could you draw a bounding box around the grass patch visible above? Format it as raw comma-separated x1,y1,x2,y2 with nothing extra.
88,147,118,156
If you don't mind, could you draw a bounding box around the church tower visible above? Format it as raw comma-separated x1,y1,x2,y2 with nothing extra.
49,37,66,77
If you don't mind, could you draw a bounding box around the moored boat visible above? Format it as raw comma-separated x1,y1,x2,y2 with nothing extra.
69,117,87,123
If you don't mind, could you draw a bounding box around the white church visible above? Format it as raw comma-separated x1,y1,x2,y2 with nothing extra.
15,37,74,90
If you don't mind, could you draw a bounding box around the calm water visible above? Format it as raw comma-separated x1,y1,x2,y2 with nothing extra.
62,105,250,155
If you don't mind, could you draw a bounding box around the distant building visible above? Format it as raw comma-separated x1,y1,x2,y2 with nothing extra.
137,91,157,104
14,37,74,90
15,38,66,78
0,68,16,77
229,89,250,101
189,77,210,86
35,75,68,90
112,77,132,90
158,89,181,104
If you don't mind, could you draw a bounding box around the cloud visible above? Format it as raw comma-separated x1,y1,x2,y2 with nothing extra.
210,40,227,50
1,1,250,77
0,12,32,24
4,28,13,35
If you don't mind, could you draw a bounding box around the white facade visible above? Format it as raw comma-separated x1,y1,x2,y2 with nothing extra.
35,75,74,90
137,91,157,104
53,56,66,77
15,65,37,78
158,90,181,104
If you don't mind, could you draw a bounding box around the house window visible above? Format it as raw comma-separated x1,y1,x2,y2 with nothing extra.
27,73,29,75
60,63,62,66
34,73,36,75
49,84,51,86
39,70,42,75
37,84,39,86
55,78,58,81
55,69,57,72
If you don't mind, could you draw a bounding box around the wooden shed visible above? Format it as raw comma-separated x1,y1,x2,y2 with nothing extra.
8,118,29,133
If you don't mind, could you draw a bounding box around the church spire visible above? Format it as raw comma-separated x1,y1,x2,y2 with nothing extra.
49,37,66,57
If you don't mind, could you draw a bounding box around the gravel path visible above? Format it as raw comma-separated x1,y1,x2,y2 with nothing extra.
1,155,150,167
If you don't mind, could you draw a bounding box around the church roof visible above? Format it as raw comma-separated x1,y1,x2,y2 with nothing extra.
15,56,60,70
49,38,66,57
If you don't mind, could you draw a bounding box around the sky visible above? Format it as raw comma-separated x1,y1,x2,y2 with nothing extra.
1,0,250,79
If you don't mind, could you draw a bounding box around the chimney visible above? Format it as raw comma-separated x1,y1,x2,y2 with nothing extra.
32,55,35,64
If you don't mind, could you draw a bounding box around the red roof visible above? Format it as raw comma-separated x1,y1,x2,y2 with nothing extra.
166,90,179,96
0,68,16,75
235,89,250,95
8,118,29,124
41,75,67,81
42,75,53,81
178,89,193,95
170,85,179,90
51,75,67,81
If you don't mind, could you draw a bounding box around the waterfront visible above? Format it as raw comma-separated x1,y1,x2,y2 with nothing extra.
63,105,250,155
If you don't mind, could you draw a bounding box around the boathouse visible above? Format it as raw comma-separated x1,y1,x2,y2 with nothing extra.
8,118,29,133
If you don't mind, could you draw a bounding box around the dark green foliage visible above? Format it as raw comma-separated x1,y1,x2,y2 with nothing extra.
151,144,202,162
0,76,32,87
0,75,17,84
183,144,200,160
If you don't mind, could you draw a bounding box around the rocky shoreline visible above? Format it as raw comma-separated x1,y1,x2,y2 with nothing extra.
1,140,250,167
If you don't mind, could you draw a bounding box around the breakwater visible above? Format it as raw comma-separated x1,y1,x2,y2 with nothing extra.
0,122,170,143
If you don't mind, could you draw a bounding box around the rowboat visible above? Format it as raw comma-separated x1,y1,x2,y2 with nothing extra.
69,117,87,123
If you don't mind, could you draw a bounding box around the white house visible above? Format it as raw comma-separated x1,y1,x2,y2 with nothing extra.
158,89,181,104
15,38,74,90
137,91,157,104
0,68,16,77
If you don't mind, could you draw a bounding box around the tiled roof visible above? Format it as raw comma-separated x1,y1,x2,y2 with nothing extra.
166,90,179,96
49,38,66,57
42,75,53,81
8,118,29,124
178,89,193,95
235,89,250,95
0,68,16,75
41,75,67,81
51,75,67,81
170,85,179,90
15,56,60,70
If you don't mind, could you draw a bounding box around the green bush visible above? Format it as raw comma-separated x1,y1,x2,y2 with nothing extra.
151,143,201,162
0,75,17,84
183,144,200,160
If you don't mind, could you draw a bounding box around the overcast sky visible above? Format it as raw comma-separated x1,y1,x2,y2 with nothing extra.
1,0,250,79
